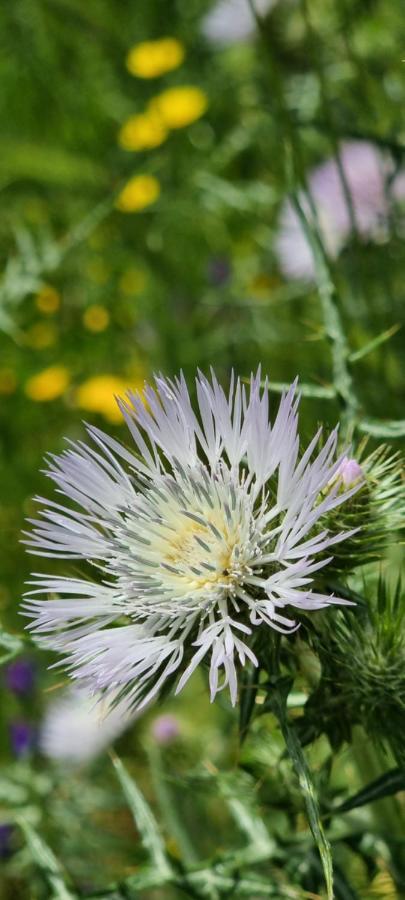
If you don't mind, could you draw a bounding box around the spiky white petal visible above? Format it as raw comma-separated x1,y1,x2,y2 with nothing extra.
23,371,358,711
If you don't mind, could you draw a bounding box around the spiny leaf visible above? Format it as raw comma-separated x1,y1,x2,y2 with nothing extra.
331,767,405,815
111,752,172,877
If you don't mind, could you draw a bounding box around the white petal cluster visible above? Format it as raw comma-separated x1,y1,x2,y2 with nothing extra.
23,371,357,711
40,689,135,765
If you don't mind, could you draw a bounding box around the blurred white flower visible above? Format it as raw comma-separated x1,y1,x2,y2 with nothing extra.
24,370,358,713
40,689,135,765
202,0,278,46
276,141,405,280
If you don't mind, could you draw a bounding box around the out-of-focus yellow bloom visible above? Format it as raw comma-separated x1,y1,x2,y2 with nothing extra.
118,112,168,151
25,366,70,402
248,273,277,301
85,258,111,285
116,175,160,213
0,368,17,395
126,38,184,79
75,375,132,424
25,322,58,349
119,268,147,295
35,285,60,315
149,86,208,129
83,305,110,333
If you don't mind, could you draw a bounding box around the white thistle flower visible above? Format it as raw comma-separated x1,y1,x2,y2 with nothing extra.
23,370,358,712
40,688,135,765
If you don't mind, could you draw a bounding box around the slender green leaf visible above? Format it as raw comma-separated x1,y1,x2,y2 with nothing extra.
239,663,259,743
267,380,336,399
0,628,24,665
0,140,106,186
147,743,198,865
358,417,405,438
17,816,77,900
111,752,172,877
270,687,334,900
218,771,276,863
331,767,405,815
349,324,401,363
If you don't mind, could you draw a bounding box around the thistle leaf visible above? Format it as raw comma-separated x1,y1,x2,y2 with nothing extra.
17,816,77,900
270,686,334,900
111,752,172,877
331,767,405,815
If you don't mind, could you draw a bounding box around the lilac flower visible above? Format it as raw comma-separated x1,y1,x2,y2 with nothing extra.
276,141,405,281
152,714,181,744
202,0,278,46
40,689,136,765
5,658,35,695
0,824,14,860
9,720,34,757
23,370,358,712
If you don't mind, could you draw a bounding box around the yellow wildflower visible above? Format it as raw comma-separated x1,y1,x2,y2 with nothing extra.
25,322,58,349
0,368,17,395
149,86,208,129
126,38,184,79
116,175,160,213
25,366,70,402
83,305,110,333
35,285,60,315
75,375,132,424
118,112,168,151
248,273,278,301
119,268,147,295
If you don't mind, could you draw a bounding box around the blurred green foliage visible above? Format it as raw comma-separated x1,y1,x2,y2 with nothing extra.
0,0,404,897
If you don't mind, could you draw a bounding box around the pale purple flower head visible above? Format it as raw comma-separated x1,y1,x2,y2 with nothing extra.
23,370,359,713
276,141,405,280
152,714,181,745
202,0,278,46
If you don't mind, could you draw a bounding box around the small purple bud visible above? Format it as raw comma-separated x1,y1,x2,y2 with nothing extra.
151,714,181,745
336,457,364,488
0,824,14,860
207,256,231,287
9,720,35,757
5,658,35,695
